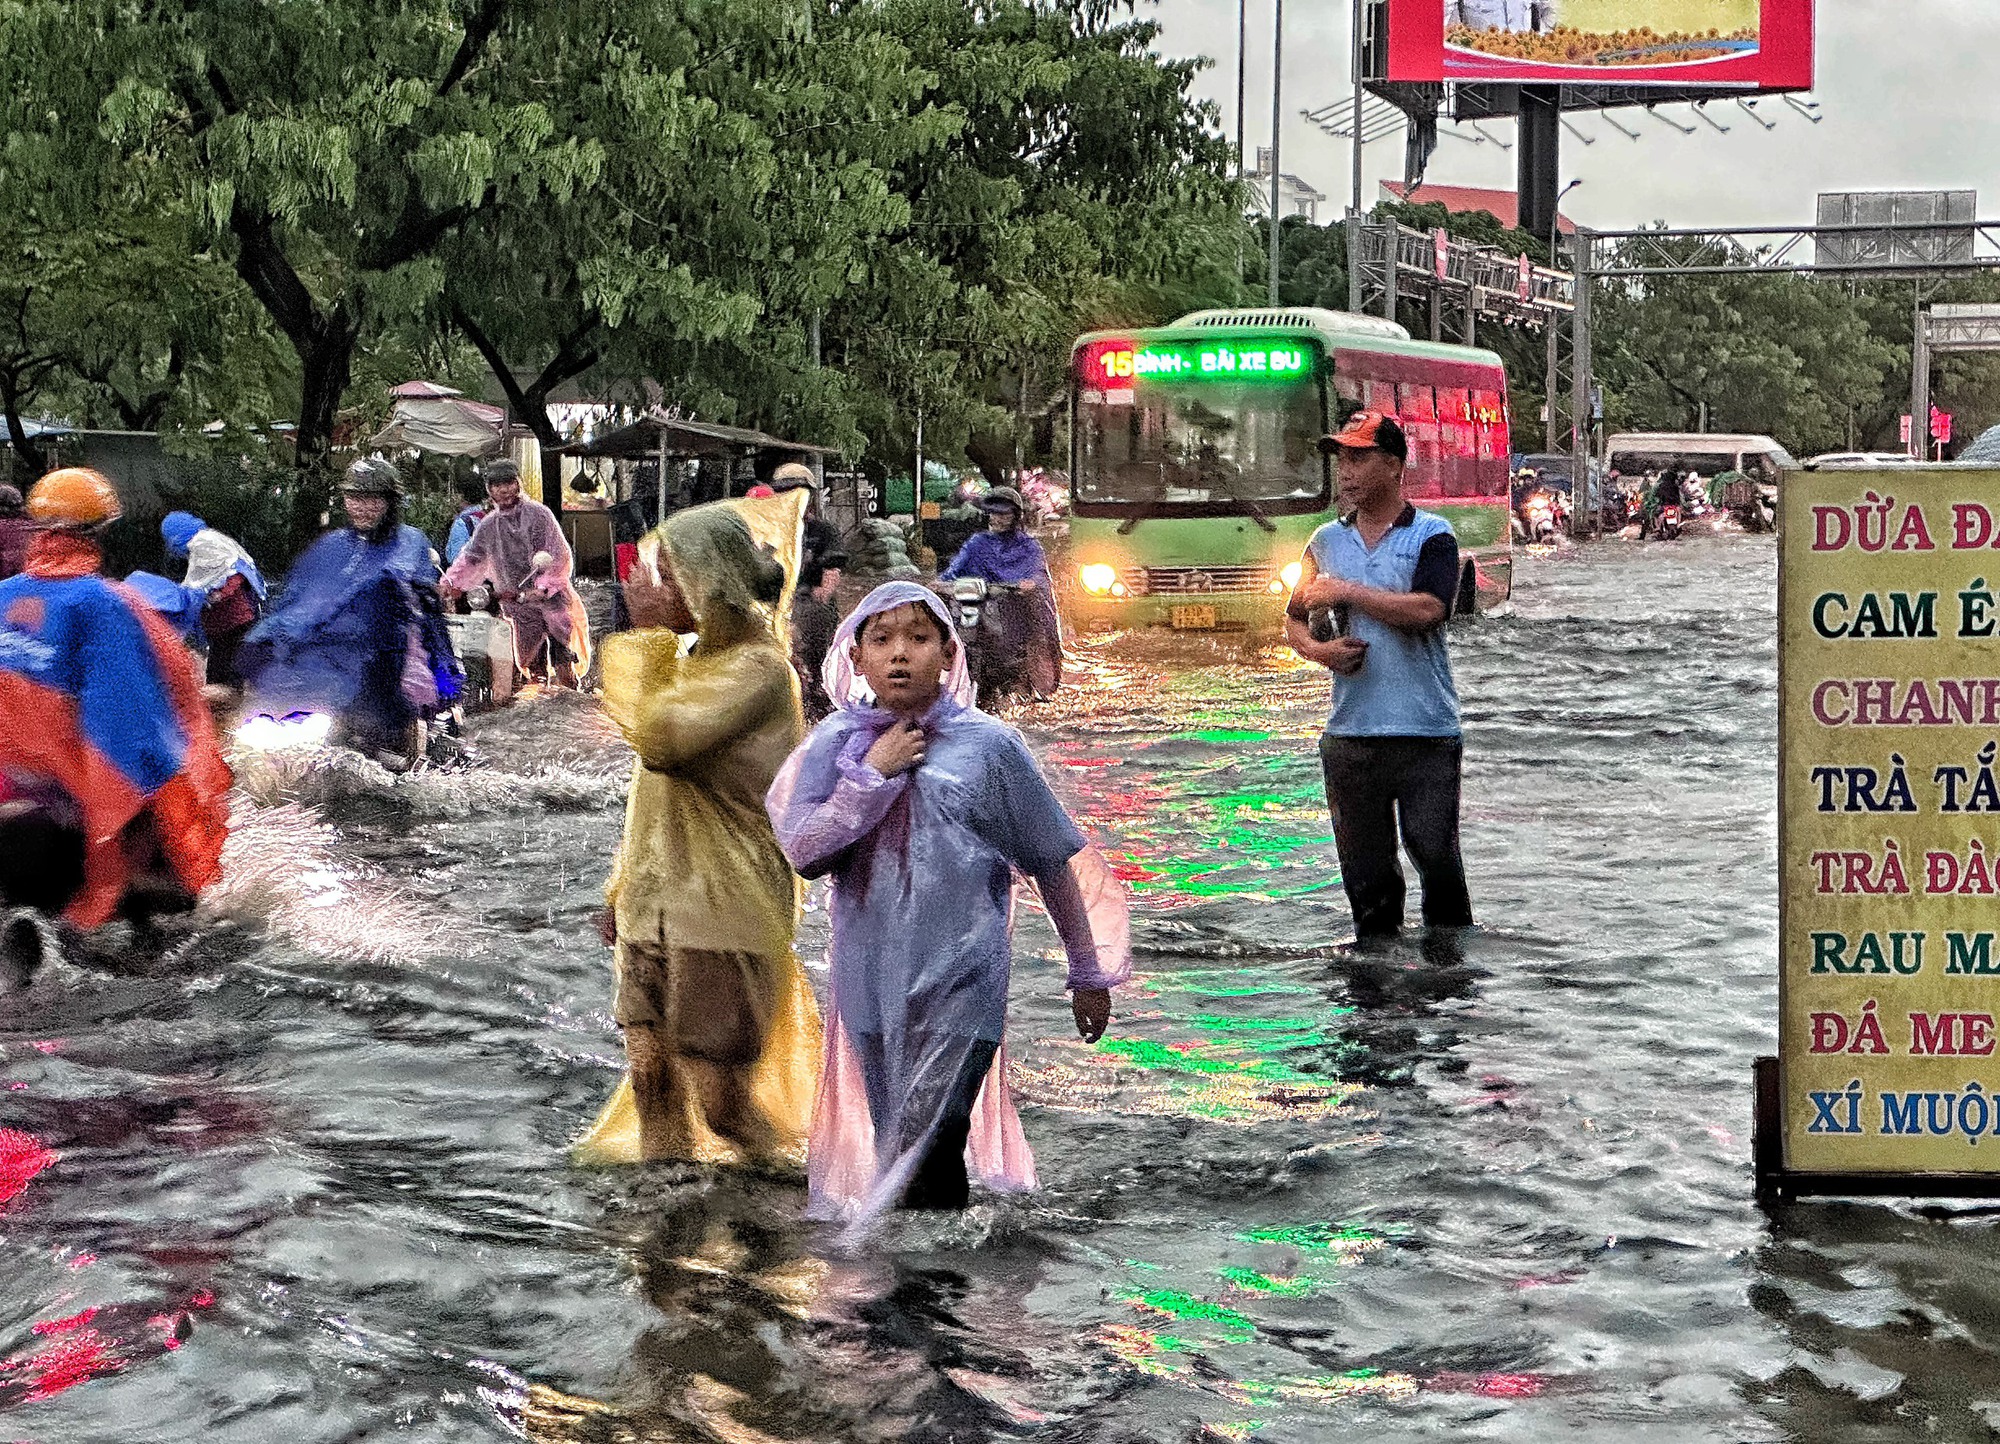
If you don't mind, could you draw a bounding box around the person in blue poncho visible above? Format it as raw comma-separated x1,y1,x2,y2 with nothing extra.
935,486,1062,700
159,511,265,685
237,458,462,769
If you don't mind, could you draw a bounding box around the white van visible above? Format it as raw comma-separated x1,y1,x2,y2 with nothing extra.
1605,432,1796,482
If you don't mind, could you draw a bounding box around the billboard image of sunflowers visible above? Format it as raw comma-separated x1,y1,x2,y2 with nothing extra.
1445,0,1759,70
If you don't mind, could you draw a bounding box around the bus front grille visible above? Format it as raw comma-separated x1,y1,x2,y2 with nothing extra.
1124,565,1277,597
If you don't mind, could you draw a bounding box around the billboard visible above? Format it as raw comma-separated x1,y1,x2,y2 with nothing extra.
1780,467,2000,1182
1385,0,1813,87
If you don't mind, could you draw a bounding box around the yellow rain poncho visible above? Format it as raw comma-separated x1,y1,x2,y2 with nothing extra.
575,491,822,1167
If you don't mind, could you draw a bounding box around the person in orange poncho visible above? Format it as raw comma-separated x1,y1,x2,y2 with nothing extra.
0,469,231,934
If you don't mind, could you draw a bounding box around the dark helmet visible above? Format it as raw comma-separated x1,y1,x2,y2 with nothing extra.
341,457,404,496
478,458,521,488
979,486,1025,515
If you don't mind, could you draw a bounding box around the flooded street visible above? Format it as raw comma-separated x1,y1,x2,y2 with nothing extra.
9,534,1992,1442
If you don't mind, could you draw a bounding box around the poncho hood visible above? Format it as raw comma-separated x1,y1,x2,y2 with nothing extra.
160,511,204,556
824,580,974,715
641,501,781,650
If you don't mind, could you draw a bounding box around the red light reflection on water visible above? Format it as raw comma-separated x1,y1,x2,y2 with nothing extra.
0,1128,56,1204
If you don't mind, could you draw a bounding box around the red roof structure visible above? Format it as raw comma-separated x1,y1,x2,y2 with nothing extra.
1381,183,1576,236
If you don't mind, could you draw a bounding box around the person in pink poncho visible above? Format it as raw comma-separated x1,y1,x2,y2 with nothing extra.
766,580,1130,1224
440,460,592,688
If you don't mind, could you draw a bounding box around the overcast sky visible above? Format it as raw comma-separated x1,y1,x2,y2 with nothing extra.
1147,0,1998,233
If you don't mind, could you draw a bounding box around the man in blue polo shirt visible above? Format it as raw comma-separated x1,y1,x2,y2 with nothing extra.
1285,410,1473,941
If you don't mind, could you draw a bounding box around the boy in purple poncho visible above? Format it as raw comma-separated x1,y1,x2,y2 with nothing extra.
767,581,1129,1224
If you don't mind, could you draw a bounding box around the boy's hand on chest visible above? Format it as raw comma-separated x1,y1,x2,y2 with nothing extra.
865,721,928,777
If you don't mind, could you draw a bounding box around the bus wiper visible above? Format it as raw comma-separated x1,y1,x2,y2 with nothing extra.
1116,500,1157,536
1240,497,1278,533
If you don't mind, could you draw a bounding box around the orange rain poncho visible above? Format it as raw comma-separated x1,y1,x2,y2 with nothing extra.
574,491,822,1166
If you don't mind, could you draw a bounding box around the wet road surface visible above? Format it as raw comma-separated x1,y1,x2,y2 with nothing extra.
6,535,1990,1442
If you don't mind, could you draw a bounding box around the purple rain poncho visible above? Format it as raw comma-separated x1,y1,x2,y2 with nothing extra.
440,497,592,670
766,581,1130,1227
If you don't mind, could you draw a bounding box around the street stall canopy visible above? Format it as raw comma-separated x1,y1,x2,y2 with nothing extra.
367,382,526,457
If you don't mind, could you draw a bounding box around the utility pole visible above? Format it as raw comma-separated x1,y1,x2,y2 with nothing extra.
1268,0,1284,307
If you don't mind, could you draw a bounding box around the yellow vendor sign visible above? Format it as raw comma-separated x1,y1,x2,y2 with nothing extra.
1772,465,2000,1195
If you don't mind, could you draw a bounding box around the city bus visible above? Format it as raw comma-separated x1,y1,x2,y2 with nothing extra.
1064,306,1513,630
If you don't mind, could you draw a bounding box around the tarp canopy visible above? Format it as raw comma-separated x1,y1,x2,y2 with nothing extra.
368,383,524,457
562,409,837,462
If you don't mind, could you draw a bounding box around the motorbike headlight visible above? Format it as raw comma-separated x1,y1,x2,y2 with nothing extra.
1279,561,1303,591
1078,563,1119,596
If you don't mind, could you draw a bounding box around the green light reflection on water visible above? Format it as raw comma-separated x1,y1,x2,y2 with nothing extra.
1216,1267,1318,1298
1126,1289,1257,1343
1235,1223,1387,1253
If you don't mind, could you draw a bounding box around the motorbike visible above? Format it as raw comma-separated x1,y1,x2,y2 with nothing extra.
1655,503,1684,541
946,577,1060,708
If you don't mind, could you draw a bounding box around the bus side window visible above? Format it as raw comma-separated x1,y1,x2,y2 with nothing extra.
1470,386,1507,466
1396,382,1442,498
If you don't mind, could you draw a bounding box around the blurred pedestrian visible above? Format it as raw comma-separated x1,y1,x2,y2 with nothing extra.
443,475,490,566
770,462,846,721
0,487,30,580
1285,411,1472,942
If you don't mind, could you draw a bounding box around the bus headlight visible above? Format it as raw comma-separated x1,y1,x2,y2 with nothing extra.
1280,560,1303,591
1079,563,1120,596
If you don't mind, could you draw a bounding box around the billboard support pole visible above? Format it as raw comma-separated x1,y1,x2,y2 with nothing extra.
1518,87,1561,246
1268,0,1284,308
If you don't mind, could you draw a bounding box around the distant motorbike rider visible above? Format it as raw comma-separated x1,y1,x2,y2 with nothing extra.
1643,471,1682,536
159,511,266,686
0,468,231,931
770,461,847,720
440,460,592,689
937,486,1062,698
238,458,463,769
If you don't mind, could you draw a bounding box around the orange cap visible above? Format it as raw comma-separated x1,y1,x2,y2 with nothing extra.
26,468,123,529
1321,410,1407,460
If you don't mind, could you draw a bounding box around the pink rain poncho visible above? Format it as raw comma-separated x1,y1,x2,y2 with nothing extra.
766,581,1129,1227
440,497,592,671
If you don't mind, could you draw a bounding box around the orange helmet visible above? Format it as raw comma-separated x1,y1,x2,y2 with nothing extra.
26,468,123,529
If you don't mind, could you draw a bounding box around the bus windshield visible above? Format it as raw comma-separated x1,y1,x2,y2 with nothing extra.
1074,375,1329,514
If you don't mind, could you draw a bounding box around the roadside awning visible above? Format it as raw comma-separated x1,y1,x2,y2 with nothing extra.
561,409,837,461
368,382,525,457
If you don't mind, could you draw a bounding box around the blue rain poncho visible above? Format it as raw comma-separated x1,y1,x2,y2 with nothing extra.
766,581,1128,1225
238,522,461,739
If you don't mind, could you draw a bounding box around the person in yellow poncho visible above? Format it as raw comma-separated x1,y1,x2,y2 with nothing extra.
581,497,822,1166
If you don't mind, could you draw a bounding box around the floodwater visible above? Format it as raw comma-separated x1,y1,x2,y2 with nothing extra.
7,535,1990,1442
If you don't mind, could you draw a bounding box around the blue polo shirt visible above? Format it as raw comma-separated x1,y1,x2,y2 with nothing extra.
1303,504,1462,739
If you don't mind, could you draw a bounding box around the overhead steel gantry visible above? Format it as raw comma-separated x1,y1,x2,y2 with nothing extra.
1347,215,1576,450
1560,218,2000,534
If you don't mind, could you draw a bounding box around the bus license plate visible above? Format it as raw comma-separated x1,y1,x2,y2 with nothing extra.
1170,604,1218,630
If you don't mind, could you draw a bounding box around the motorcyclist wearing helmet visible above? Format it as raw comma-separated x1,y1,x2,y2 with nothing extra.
440,459,592,690
769,461,847,720
237,458,463,769
0,468,231,935
937,486,1063,698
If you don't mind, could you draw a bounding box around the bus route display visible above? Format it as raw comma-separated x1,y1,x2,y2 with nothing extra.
1780,466,2000,1184
1077,339,1317,387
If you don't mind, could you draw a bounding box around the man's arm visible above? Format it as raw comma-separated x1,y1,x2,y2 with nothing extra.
1301,532,1457,632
